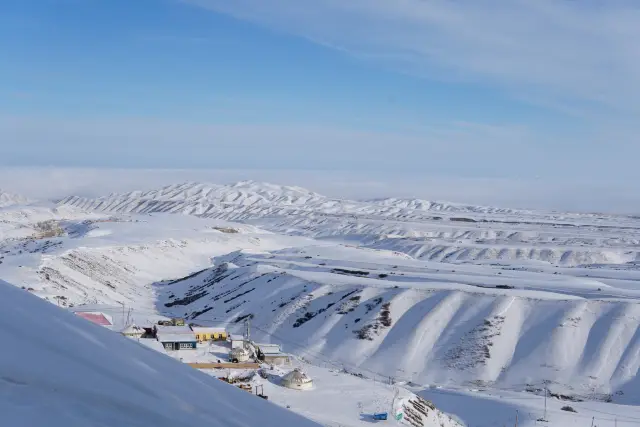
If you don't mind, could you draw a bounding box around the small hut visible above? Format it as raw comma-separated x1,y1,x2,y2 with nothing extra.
282,369,313,390
120,324,144,339
229,347,250,363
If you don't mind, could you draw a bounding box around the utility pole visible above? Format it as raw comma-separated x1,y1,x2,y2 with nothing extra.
543,383,547,421
243,318,251,350
117,301,125,326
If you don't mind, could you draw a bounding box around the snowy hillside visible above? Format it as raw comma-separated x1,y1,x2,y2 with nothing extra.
0,189,30,207
3,180,640,424
61,181,327,214
154,246,640,403
0,279,321,427
60,181,624,223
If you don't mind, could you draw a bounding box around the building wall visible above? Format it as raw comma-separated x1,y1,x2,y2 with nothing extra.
263,355,290,366
194,332,227,342
283,381,313,390
231,340,245,349
122,332,143,338
162,341,196,351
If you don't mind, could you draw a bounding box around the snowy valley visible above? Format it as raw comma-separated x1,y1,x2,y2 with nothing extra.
2,181,640,426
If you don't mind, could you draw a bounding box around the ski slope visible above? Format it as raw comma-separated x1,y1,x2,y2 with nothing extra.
0,279,321,427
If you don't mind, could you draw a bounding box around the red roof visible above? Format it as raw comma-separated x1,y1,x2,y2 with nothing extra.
76,312,113,326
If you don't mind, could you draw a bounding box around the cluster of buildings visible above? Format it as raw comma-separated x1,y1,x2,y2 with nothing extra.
73,310,290,365
153,324,227,351
73,309,314,391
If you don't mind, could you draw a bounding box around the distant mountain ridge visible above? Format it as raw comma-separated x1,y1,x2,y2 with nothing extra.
0,189,31,208
59,181,620,225
58,180,536,216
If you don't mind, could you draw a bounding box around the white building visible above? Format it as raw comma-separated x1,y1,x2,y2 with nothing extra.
229,347,250,363
230,334,246,349
256,343,289,365
282,369,313,390
155,325,197,351
255,343,281,353
120,324,144,339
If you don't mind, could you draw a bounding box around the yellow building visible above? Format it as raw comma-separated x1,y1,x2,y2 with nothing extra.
191,326,227,342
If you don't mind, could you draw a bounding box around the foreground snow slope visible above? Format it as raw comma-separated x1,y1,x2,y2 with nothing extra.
0,279,320,427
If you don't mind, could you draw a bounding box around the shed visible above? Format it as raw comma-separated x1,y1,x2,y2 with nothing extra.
120,323,144,338
261,351,290,366
191,326,227,342
230,334,246,349
255,343,281,353
229,347,250,363
282,369,313,390
155,325,197,351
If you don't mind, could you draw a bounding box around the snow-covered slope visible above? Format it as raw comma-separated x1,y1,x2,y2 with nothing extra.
0,189,30,207
202,360,463,427
0,279,320,427
60,181,624,223
59,182,640,269
0,209,315,309
5,180,640,422
153,246,640,403
61,181,325,213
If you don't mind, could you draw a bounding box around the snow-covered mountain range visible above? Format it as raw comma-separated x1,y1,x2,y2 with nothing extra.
0,189,30,208
3,180,640,426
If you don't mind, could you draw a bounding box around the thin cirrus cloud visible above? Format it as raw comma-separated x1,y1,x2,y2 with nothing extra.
0,114,540,173
183,0,640,116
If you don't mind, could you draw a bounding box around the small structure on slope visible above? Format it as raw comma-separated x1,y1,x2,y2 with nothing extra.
282,368,313,390
155,325,197,351
120,323,144,339
229,347,251,363
256,343,290,366
230,334,247,349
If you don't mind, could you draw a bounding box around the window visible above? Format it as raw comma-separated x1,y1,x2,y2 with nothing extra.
196,334,200,340
179,342,193,349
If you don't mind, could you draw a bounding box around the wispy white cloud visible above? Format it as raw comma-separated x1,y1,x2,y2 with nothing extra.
0,114,542,174
183,0,640,116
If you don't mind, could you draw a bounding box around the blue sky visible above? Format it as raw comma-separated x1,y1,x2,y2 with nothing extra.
1,0,639,207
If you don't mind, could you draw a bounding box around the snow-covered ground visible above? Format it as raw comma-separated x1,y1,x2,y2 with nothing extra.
3,182,640,425
158,343,462,427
